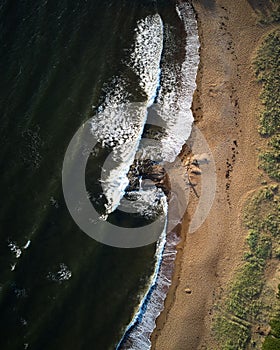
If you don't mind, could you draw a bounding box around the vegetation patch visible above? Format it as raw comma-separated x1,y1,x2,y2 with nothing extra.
259,135,280,181
255,27,280,350
262,317,280,350
213,186,279,349
253,29,280,137
259,0,280,25
243,185,280,239
253,28,280,185
214,315,251,350
213,27,280,349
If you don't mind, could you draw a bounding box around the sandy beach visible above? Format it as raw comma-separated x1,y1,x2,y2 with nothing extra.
151,1,275,349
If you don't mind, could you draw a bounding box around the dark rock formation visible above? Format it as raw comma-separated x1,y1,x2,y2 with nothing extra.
126,159,171,197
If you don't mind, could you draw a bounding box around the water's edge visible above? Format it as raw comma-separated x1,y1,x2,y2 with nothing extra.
116,3,200,349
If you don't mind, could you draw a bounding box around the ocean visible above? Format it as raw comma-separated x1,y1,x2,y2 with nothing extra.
0,1,199,349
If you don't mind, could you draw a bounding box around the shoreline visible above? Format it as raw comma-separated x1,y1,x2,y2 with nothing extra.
151,0,272,349
116,3,200,348
150,1,203,342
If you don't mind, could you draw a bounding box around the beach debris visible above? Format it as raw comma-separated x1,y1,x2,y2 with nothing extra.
180,149,212,198
184,288,192,294
190,166,202,175
192,153,210,165
183,153,210,169
186,174,199,199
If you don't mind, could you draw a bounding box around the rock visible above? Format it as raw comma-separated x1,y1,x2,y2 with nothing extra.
184,288,192,294
126,159,171,197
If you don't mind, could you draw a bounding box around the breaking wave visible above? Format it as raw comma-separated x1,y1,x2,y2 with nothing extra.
115,2,200,350
90,14,164,214
89,1,199,349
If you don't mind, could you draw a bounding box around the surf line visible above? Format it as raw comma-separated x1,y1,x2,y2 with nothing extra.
116,1,200,349
115,13,167,350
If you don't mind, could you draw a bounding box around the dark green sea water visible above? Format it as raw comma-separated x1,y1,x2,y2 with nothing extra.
0,1,162,349
0,0,200,349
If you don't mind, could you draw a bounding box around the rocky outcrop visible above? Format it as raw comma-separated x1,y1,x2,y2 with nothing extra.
126,160,171,197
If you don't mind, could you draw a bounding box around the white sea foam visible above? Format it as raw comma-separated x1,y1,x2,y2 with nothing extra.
8,239,31,269
116,197,169,350
116,2,200,349
47,263,72,283
118,186,165,218
129,14,164,105
94,101,148,214
8,241,22,258
23,239,31,249
156,2,200,163
91,14,164,214
116,221,180,350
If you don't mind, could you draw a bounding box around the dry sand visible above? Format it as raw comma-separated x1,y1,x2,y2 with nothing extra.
151,1,274,349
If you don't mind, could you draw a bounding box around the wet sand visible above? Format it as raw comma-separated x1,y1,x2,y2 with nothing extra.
151,0,273,349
